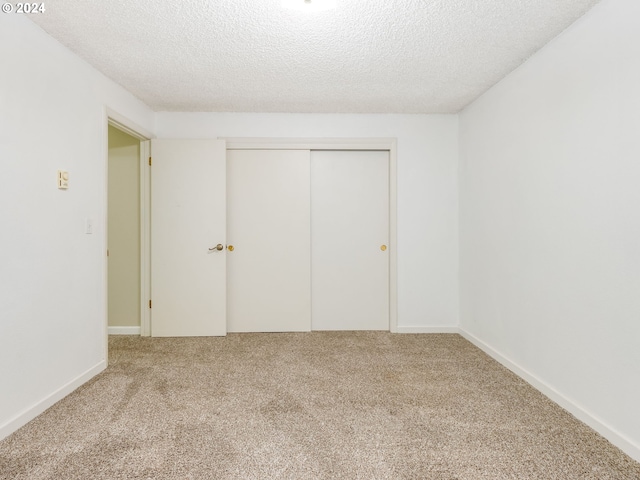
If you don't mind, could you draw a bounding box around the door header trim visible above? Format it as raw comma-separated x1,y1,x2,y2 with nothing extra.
223,137,396,151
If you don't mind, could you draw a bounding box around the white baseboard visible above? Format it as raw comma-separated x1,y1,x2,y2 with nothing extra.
395,326,459,334
108,326,141,335
0,360,106,441
459,328,640,463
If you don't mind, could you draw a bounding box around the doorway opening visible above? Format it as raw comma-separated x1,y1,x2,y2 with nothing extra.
107,125,141,334
105,110,152,349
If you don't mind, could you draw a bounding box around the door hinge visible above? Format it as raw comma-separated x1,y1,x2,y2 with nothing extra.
149,300,152,309
148,156,152,166
107,249,110,257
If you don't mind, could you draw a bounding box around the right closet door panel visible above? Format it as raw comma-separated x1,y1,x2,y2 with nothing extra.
311,150,390,331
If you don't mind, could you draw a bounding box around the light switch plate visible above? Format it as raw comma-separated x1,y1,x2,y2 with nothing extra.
58,170,69,189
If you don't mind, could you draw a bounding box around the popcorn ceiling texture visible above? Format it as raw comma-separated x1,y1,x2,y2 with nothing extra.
29,0,602,113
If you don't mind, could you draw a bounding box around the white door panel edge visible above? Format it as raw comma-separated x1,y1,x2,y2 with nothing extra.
139,140,151,336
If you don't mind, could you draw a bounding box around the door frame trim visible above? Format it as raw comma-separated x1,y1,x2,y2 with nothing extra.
224,137,398,333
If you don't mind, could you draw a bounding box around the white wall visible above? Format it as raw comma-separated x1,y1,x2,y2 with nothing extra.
0,16,154,438
155,113,460,331
459,0,640,461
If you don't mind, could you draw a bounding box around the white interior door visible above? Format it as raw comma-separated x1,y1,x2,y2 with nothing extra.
151,139,227,336
227,149,311,332
311,150,390,330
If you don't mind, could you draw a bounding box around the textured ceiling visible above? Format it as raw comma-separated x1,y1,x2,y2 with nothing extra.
28,0,601,113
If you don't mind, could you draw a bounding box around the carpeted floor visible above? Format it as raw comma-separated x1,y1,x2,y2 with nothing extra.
1,333,638,479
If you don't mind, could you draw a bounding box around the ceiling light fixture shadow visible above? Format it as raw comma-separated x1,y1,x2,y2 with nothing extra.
281,0,337,12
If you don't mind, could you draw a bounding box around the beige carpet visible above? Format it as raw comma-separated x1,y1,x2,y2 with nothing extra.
1,333,638,479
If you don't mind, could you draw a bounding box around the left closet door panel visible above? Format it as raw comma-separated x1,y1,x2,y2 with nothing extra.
227,149,311,333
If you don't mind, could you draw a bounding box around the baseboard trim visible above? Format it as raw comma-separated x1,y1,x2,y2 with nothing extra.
0,360,106,441
108,326,141,335
395,326,459,334
459,328,640,463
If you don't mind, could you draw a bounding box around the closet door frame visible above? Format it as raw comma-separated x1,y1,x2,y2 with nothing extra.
223,137,398,333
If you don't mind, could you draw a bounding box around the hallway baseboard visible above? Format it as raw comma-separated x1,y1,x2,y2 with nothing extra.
108,326,141,335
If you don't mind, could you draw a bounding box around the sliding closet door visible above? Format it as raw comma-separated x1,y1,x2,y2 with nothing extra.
227,149,311,332
311,150,390,330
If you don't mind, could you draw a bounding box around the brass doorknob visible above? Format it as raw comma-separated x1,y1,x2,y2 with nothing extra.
380,245,387,251
209,244,224,251
227,245,234,252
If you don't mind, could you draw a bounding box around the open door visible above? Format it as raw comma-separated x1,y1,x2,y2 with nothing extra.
150,139,227,336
